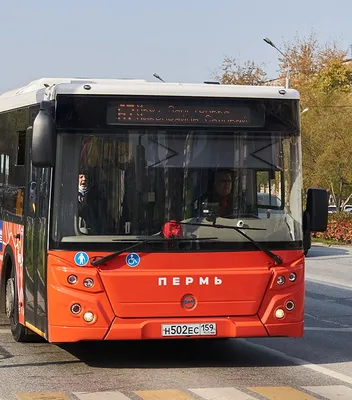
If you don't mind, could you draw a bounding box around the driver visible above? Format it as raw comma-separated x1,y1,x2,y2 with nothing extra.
195,169,254,218
213,169,233,216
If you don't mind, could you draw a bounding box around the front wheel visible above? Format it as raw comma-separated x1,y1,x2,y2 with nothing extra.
5,264,41,342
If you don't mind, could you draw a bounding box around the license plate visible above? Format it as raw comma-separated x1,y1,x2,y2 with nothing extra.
161,323,217,337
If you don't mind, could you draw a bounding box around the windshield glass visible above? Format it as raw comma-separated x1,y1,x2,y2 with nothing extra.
52,129,302,250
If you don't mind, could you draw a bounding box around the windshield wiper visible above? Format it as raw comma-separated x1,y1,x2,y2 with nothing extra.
178,221,283,265
90,237,218,266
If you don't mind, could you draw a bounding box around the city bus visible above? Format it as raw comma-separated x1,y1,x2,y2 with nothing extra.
0,77,328,343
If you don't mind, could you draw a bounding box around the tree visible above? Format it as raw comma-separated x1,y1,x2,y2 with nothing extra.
216,32,352,208
312,59,352,93
273,32,352,208
301,90,352,209
277,31,347,90
215,56,267,85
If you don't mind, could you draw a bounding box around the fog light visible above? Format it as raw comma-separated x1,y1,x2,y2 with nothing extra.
70,303,81,315
277,276,285,286
83,278,94,288
67,275,77,284
275,308,285,319
286,300,295,311
289,273,296,282
83,312,95,322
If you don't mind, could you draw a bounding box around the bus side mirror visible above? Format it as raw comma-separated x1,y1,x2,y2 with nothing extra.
31,101,56,167
305,188,328,232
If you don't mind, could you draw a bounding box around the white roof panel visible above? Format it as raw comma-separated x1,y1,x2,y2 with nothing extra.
55,81,299,99
0,77,300,113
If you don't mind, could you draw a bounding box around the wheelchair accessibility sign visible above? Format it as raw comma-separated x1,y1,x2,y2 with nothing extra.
126,253,140,267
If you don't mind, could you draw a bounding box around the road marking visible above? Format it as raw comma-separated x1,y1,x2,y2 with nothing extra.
305,312,351,328
73,392,131,400
16,394,69,400
190,387,257,399
239,339,352,385
10,387,352,400
303,385,352,400
248,386,318,399
305,327,352,332
135,389,196,399
306,278,352,291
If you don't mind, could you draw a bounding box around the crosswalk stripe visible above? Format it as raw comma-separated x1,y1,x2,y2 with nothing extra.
302,385,352,400
248,386,318,399
15,394,70,400
135,389,196,400
11,386,352,400
190,387,257,400
73,391,131,400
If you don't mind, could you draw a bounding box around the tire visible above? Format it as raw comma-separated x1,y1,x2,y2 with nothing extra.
5,263,42,342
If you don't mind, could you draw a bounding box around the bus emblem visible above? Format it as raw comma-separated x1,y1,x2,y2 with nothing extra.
181,294,196,309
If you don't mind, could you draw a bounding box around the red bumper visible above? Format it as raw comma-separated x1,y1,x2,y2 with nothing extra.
48,317,303,342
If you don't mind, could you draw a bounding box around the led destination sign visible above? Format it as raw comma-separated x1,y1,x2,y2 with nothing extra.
106,98,265,127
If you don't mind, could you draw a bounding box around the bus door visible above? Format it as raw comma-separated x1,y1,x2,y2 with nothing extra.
23,127,51,337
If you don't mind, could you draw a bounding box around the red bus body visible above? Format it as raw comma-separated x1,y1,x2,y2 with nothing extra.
45,250,305,342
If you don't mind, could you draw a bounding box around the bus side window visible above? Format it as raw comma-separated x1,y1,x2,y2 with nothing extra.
16,131,26,166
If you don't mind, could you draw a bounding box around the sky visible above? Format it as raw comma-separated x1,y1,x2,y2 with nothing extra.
0,0,351,94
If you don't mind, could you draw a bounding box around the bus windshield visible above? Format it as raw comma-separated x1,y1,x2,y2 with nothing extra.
51,129,302,249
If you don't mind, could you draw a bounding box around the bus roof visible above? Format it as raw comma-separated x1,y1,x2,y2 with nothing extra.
0,77,300,113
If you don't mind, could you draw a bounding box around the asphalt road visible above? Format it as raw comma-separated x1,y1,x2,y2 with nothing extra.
0,244,351,400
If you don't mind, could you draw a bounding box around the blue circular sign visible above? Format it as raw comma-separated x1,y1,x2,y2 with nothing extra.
74,251,89,266
126,252,140,267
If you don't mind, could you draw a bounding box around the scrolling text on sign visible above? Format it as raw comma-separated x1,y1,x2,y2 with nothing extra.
116,103,250,125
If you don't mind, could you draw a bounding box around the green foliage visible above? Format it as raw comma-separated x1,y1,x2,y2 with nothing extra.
313,60,352,93
270,32,352,206
216,31,352,207
300,89,352,207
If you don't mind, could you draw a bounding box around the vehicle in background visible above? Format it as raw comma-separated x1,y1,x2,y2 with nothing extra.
328,205,337,213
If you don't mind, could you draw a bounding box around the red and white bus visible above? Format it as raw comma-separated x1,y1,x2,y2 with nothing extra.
0,78,328,342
